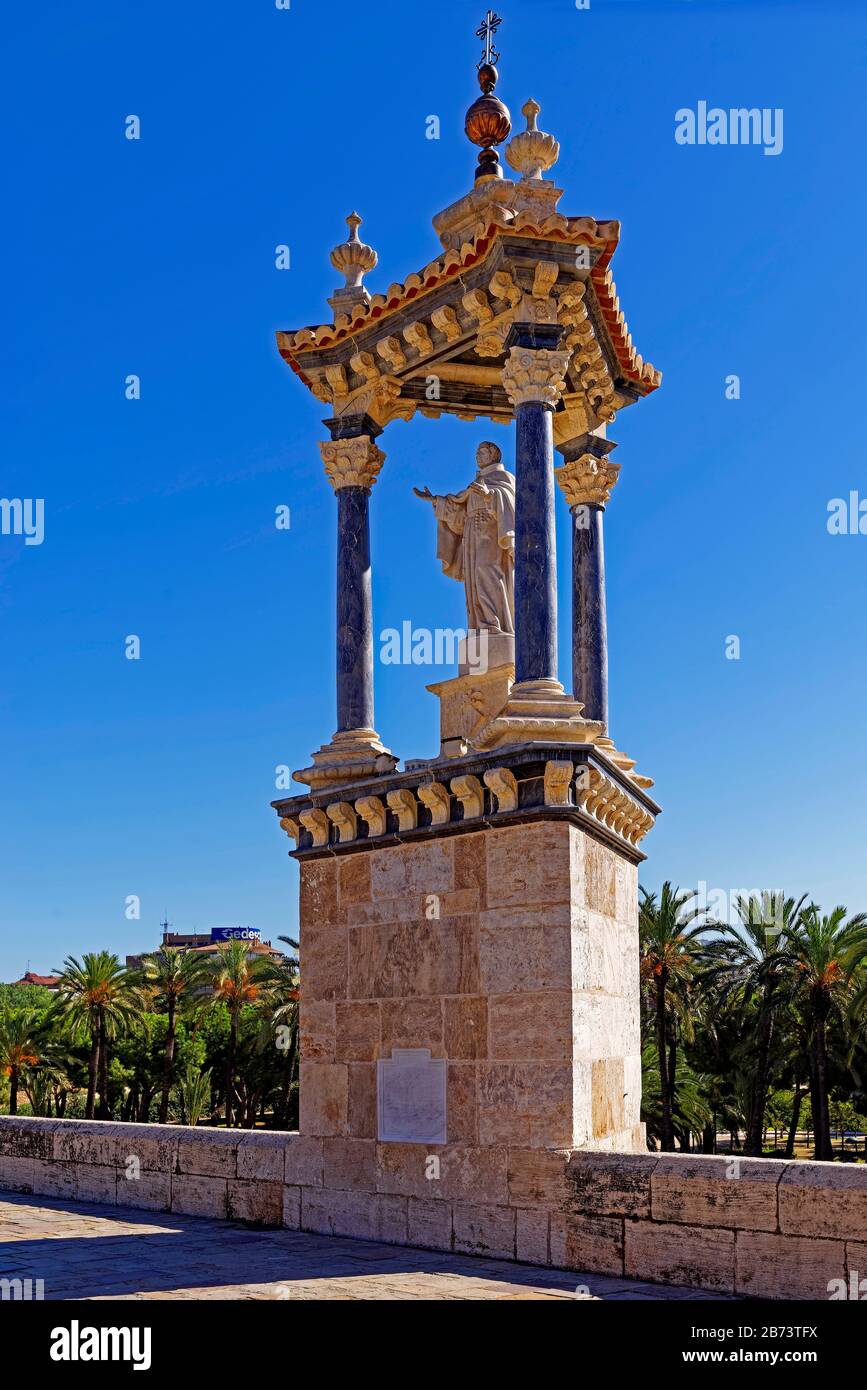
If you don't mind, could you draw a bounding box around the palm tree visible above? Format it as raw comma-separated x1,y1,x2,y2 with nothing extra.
779,906,867,1160
640,1040,713,1150
138,948,208,1124
702,893,807,1155
258,936,299,1130
176,1064,212,1127
639,883,710,1151
52,953,143,1119
0,1010,42,1114
208,941,270,1127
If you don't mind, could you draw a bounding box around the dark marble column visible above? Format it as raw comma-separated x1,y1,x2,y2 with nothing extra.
294,413,398,790
320,413,384,735
555,435,620,731
504,324,569,688
335,485,373,732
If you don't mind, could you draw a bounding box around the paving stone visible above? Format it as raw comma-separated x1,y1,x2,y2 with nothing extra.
0,1191,739,1301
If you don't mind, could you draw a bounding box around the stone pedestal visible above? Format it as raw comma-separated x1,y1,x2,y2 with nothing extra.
426,664,514,760
292,810,645,1156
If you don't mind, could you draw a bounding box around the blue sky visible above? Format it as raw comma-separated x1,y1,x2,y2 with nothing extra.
1,0,865,980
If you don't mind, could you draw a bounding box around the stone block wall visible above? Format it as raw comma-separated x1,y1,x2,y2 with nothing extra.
3,1119,867,1299
299,820,643,1152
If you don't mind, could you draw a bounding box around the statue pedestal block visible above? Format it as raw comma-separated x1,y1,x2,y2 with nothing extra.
426,663,514,761
295,816,645,1154
276,745,657,1255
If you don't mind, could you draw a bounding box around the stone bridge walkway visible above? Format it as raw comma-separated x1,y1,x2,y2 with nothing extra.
0,1193,735,1300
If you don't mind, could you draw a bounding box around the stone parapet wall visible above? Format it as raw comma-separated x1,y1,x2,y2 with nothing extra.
3,1118,866,1299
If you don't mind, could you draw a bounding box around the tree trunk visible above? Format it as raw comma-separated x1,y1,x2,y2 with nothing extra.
745,993,774,1155
85,1024,99,1119
655,974,674,1151
159,998,176,1125
225,1013,237,1128
814,1019,833,1160
96,1012,111,1119
701,1121,716,1154
275,1019,297,1130
785,1077,803,1159
8,1066,18,1116
138,1086,154,1123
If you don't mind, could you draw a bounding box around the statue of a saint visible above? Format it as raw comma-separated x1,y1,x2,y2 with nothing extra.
414,442,516,635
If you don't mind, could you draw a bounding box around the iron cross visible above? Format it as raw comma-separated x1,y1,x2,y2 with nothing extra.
476,10,502,68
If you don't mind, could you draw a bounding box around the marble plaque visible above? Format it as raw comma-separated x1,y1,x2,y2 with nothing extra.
377,1048,447,1144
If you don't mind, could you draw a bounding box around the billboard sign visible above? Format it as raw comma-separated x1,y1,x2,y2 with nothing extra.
210,927,261,943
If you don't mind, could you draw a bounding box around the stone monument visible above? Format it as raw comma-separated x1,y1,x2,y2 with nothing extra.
272,13,662,1249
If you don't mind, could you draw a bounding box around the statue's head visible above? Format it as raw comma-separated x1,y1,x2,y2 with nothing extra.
476,441,503,472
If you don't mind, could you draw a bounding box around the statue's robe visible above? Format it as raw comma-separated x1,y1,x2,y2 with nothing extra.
433,467,515,634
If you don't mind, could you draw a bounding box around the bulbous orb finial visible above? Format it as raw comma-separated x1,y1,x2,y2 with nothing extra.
465,62,511,183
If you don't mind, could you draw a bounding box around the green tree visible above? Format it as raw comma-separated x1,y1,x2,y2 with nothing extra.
257,936,299,1130
639,883,709,1151
779,906,867,1160
177,1064,212,1126
52,953,143,1119
137,948,208,1123
0,1009,42,1114
207,942,271,1127
703,893,807,1155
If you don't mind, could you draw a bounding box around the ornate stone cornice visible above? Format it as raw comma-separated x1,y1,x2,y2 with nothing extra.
502,345,572,409
277,217,660,402
558,283,618,425
318,436,386,491
555,453,621,508
274,746,660,860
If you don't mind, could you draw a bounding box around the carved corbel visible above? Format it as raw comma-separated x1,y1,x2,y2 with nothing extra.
483,767,518,813
532,261,559,299
279,814,302,847
544,760,573,807
326,801,357,844
451,774,485,819
355,795,387,837
350,350,380,382
376,336,407,372
431,306,462,342
489,269,522,307
299,808,329,848
403,321,434,357
462,287,493,325
418,781,451,826
325,363,348,399
387,788,418,831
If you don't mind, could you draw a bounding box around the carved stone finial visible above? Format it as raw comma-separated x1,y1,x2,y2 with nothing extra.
506,98,560,182
328,212,378,312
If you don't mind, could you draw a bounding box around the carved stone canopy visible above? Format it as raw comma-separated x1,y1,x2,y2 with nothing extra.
279,250,657,444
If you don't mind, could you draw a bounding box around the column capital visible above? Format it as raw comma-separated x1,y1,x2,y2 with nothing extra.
502,343,572,410
318,434,385,492
555,452,620,509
